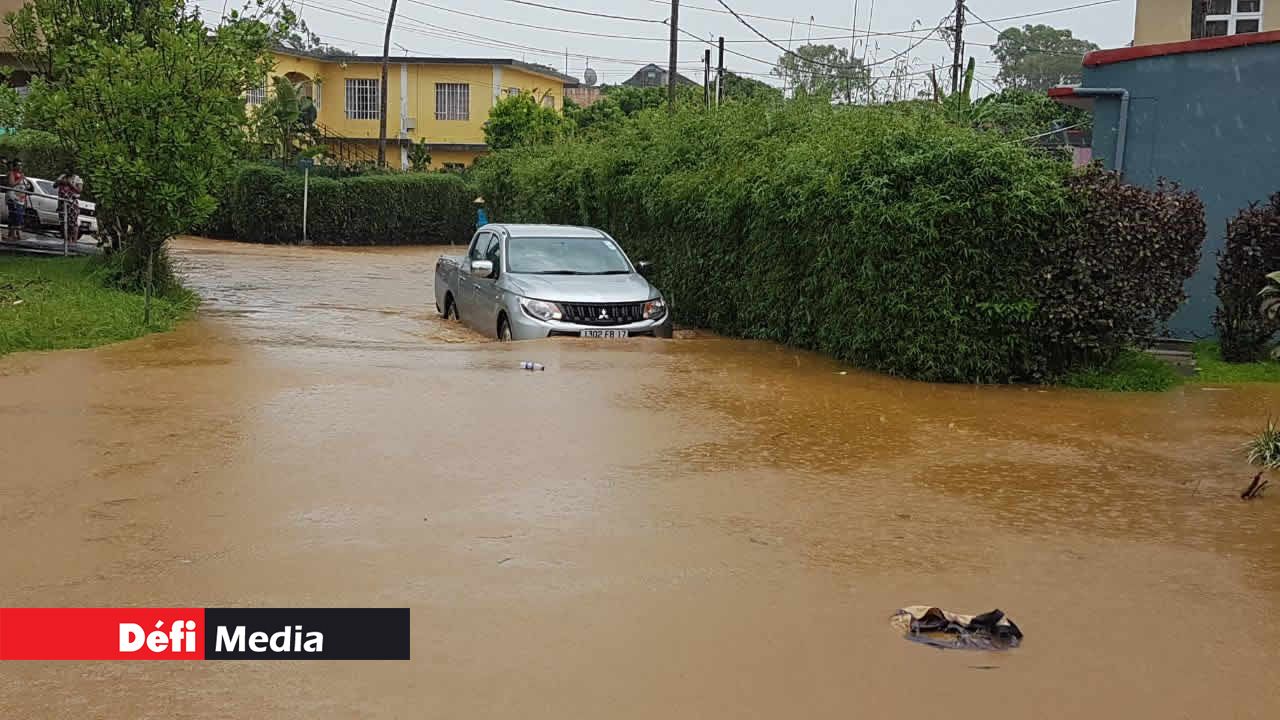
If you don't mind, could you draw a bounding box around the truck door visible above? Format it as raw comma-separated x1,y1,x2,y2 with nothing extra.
460,230,491,331
470,232,503,335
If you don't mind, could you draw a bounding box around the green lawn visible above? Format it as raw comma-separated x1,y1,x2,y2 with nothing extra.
0,255,195,357
1059,341,1280,393
1193,341,1280,384
1059,350,1183,392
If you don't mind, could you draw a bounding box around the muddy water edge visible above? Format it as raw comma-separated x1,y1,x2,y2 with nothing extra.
2,236,1279,719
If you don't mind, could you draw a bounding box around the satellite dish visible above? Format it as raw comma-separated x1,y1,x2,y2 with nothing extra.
584,67,598,87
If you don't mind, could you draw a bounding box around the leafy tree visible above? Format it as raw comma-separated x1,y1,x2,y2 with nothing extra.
772,44,869,103
720,71,782,102
975,88,1091,139
7,0,287,312
993,24,1099,91
407,139,432,171
483,92,568,150
600,85,668,114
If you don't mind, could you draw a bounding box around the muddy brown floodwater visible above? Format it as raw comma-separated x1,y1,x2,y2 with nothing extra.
3,236,1280,718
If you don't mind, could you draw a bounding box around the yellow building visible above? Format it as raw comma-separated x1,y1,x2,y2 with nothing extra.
264,49,574,170
1135,0,1278,46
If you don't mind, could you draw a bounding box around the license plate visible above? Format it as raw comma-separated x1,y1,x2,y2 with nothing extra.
580,329,629,339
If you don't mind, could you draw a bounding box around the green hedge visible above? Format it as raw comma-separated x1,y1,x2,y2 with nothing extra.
208,164,474,245
472,99,1203,383
0,129,74,179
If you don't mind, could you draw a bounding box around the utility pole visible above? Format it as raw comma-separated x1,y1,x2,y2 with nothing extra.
716,36,725,105
377,0,398,168
667,0,679,110
703,49,711,109
950,0,965,94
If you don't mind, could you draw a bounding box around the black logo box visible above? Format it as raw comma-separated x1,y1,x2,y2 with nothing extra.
204,608,410,660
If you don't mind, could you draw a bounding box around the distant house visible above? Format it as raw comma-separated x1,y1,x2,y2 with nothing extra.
1050,30,1280,336
268,50,576,170
1135,0,1278,46
622,63,697,88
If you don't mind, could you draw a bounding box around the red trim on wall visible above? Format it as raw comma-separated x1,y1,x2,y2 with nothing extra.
1047,87,1078,99
1085,30,1280,67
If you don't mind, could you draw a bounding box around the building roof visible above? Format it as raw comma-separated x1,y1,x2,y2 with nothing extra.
622,63,698,87
1083,29,1280,68
274,48,579,85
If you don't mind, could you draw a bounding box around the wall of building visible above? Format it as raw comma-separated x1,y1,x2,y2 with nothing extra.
1085,39,1280,336
267,52,565,169
1135,0,1280,45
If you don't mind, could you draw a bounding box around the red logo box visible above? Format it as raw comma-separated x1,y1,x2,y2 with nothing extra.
0,608,206,660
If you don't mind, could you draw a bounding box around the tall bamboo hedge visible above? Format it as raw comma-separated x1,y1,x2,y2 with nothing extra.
205,165,474,246
472,99,1204,383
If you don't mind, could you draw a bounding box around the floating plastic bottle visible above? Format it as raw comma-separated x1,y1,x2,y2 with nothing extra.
520,361,546,371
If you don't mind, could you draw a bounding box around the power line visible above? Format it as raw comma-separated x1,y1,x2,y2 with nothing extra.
492,0,665,24
306,0,703,68
403,0,669,41
986,0,1122,24
965,6,1096,57
709,0,944,71
643,0,1120,36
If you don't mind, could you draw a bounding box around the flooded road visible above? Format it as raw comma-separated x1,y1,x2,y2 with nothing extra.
3,236,1280,718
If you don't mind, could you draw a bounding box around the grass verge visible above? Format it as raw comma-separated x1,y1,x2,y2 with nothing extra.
1059,350,1182,392
1193,341,1280,384
0,255,195,357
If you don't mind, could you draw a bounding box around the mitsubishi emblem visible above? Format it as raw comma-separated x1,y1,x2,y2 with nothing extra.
598,309,609,320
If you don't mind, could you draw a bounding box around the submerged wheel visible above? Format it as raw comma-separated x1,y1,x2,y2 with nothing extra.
497,315,512,342
442,294,457,320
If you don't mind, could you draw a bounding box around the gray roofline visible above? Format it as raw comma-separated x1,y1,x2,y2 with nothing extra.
273,48,578,84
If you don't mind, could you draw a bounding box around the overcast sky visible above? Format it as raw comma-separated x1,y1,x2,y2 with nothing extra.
260,0,1137,92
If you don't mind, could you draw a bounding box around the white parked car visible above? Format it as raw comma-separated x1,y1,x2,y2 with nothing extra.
0,176,98,238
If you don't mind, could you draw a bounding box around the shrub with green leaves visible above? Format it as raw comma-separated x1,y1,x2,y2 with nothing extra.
1215,194,1280,362
210,164,473,245
473,99,1203,383
1036,169,1204,371
1246,418,1280,470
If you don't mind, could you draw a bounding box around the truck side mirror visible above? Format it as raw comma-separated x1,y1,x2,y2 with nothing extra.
470,260,495,278
636,261,654,276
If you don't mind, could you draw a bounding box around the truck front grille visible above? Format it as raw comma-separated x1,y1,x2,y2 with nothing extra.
560,302,645,326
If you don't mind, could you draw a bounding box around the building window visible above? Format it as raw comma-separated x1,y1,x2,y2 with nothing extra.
1204,0,1264,37
435,83,470,121
246,83,267,106
541,94,555,109
345,79,380,120
505,87,522,97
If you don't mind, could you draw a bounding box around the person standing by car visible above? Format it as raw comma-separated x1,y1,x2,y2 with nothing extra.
5,161,33,242
56,169,84,245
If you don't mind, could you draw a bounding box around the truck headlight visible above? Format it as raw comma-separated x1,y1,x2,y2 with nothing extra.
643,298,667,320
520,298,563,322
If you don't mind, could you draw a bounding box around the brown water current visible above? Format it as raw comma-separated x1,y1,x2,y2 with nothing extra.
2,236,1279,718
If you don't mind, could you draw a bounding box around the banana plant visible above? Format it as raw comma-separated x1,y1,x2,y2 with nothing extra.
1261,271,1280,321
929,58,991,125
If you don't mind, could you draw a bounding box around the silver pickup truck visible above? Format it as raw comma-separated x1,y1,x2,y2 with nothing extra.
434,223,672,341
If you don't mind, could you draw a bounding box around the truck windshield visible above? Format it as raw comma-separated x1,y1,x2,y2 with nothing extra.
506,237,632,275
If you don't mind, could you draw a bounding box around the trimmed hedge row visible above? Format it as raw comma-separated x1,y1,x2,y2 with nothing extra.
206,164,475,245
473,99,1204,383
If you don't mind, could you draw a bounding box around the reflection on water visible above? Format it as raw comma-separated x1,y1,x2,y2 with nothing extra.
1,236,1278,719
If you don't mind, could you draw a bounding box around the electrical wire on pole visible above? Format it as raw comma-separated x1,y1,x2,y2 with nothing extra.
667,0,680,110
716,36,725,105
377,0,398,168
950,0,965,93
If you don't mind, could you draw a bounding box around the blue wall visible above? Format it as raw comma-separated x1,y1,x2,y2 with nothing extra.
1084,42,1280,337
